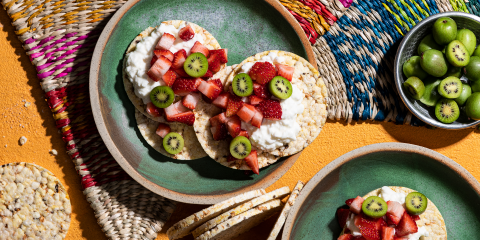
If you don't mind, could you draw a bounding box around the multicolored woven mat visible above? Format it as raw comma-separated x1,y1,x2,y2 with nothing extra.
0,0,474,238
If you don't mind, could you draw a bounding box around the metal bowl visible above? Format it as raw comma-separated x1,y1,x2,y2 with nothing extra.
394,12,480,129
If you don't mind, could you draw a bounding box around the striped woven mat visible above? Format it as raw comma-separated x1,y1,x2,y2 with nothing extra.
0,0,475,239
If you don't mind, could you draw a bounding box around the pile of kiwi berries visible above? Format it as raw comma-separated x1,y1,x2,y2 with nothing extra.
361,192,428,219
403,17,480,124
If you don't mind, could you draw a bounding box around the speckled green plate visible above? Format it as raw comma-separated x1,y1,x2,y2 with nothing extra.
90,0,315,204
282,143,480,240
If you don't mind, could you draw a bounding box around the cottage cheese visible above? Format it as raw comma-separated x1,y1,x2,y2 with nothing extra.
125,23,205,104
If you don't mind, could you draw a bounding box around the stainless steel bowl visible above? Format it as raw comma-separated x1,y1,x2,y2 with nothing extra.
394,12,480,129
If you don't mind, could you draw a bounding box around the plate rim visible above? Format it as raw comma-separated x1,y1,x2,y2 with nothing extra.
89,0,315,204
281,142,480,239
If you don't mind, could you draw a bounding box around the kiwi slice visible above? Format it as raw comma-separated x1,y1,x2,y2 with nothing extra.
184,52,208,77
361,196,387,218
405,192,428,215
438,76,463,99
435,98,460,123
150,86,175,108
420,78,442,106
229,136,251,159
403,77,425,100
268,76,293,99
163,132,184,155
232,73,253,97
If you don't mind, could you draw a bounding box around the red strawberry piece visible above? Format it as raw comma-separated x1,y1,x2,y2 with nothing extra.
238,130,249,138
226,95,244,117
248,62,276,85
178,24,195,41
257,99,282,120
373,217,387,231
227,154,240,162
202,69,213,80
169,111,195,126
275,63,294,81
212,92,230,109
336,208,350,228
409,214,420,221
250,110,263,128
209,49,228,64
354,214,375,230
253,83,271,98
381,226,395,240
386,201,405,225
395,212,418,237
209,114,224,128
154,49,174,62
182,92,201,110
156,33,176,50
190,41,209,57
147,56,172,81
208,54,222,73
150,55,158,67
162,69,177,87
172,49,187,69
393,237,408,240
165,101,190,121
146,102,162,117
208,79,223,89
348,196,364,215
248,95,263,105
337,234,354,240
198,81,221,100
359,226,380,240
226,115,241,137
237,104,256,123
345,198,355,206
218,112,227,123
244,150,259,175
172,78,199,96
174,67,190,77
155,123,171,138
210,124,228,140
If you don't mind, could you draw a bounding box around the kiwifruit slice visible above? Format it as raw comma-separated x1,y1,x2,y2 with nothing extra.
232,73,253,97
163,132,184,155
184,52,208,77
454,84,472,106
403,77,425,100
229,136,251,159
435,98,460,124
150,86,175,108
420,78,442,106
438,76,463,99
405,192,428,215
268,76,293,99
446,40,470,67
361,196,387,218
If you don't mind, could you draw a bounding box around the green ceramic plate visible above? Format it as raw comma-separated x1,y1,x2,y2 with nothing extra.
90,0,315,204
282,143,480,240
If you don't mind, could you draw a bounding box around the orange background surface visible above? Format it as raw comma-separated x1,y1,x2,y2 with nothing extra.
1,9,480,240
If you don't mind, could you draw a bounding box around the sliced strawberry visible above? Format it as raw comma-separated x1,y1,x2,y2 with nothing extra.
210,114,224,127
172,49,187,69
244,150,259,175
348,196,364,215
154,49,174,62
210,49,228,64
198,81,221,100
381,226,395,240
169,111,195,126
146,102,162,117
345,198,355,206
178,24,195,41
257,99,282,120
165,101,190,121
147,56,172,81
275,64,294,81
386,201,405,225
409,214,420,221
208,79,223,89
237,104,256,123
251,110,263,128
202,69,213,80
218,112,227,123
226,95,244,117
253,83,271,98
190,41,209,57
248,95,263,105
156,33,175,50
172,78,199,96
210,124,228,140
336,208,350,228
359,226,380,240
226,115,241,137
174,67,190,77
150,55,158,67
238,130,249,138
208,54,222,73
337,234,354,240
212,92,229,109
182,92,201,110
227,154,240,162
162,69,177,87
248,62,276,85
395,212,418,237
155,123,171,138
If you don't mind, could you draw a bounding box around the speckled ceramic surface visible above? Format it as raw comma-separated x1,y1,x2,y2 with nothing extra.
90,0,314,204
282,143,480,240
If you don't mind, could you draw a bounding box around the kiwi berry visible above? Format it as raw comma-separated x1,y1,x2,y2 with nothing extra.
150,86,175,108
420,49,448,77
466,92,480,120
454,84,472,106
269,76,293,99
456,28,477,56
403,56,428,80
361,196,387,218
230,136,251,159
403,77,425,100
474,47,480,57
438,77,463,99
471,80,480,92
446,40,470,67
420,78,442,106
435,98,460,124
464,56,480,82
232,73,253,97
432,17,457,45
405,192,428,215
417,34,442,55
184,52,208,77
163,132,184,155
443,64,462,78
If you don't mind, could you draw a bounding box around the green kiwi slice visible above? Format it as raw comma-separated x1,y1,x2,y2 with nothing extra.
438,76,463,99
454,84,472,106
229,136,251,159
163,132,184,155
420,78,442,106
435,98,460,124
361,196,387,218
446,40,470,67
268,76,293,99
184,52,208,77
403,77,425,100
232,73,253,97
150,86,175,108
405,192,428,215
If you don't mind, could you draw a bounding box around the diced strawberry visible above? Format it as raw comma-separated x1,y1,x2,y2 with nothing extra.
354,214,374,230
172,78,199,96
208,79,223,89
226,96,244,117
248,62,276,85
250,110,263,128
162,69,177,87
237,104,256,123
227,154,240,162
172,49,187,69
253,83,271,98
209,114,224,128
147,56,172,81
386,201,405,225
174,67,190,77
395,212,418,237
208,54,222,73
393,237,408,240
359,226,380,240
409,214,420,221
155,123,171,138
238,130,249,138
212,92,229,109
182,93,201,110
275,64,294,81
210,49,228,64
198,81,221,100
381,226,395,240
164,101,190,121
374,217,387,231
244,150,259,175
190,41,209,57
202,69,213,80
156,33,175,50
345,198,355,206
337,234,354,240
146,102,162,117
150,55,158,67
169,111,195,126
218,112,227,123
154,49,174,62
336,208,350,228
210,124,228,140
257,99,282,120
248,95,263,105
178,24,195,41
348,196,364,215
226,115,241,137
